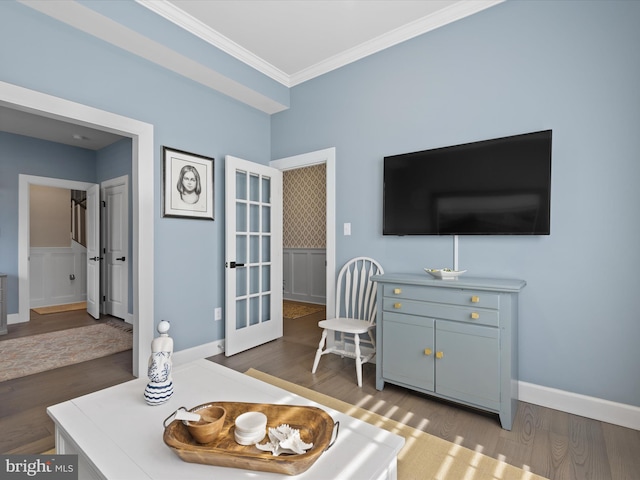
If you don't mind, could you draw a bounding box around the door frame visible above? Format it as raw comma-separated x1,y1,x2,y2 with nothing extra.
20,177,96,313
3,80,153,377
270,148,336,317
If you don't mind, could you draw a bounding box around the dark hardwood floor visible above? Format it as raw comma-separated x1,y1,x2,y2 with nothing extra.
0,310,134,454
212,309,640,480
2,305,639,479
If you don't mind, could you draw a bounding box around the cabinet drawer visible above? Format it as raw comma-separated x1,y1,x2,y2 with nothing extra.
382,297,499,327
383,284,500,310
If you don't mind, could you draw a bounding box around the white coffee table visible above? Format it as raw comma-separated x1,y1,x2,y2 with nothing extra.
47,359,404,479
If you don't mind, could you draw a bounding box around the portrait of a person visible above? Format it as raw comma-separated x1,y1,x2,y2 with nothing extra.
163,147,213,219
173,164,206,211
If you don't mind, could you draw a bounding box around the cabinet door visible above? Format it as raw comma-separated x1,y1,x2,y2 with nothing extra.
382,312,434,391
435,321,500,411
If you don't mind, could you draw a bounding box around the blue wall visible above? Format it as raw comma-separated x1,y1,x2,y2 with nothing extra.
0,1,272,352
272,0,640,406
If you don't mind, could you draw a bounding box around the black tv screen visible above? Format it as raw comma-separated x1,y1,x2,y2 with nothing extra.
383,130,552,235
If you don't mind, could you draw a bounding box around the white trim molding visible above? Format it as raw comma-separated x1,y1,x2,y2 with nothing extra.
519,381,640,431
172,340,225,367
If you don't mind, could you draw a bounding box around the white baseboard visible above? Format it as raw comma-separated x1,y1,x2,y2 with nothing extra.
519,381,640,431
8,313,24,325
172,339,225,367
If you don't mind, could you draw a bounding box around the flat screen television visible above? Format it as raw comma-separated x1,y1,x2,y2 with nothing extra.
383,130,552,235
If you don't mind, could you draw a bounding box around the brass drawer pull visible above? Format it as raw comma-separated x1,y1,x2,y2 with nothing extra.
471,295,480,303
394,303,402,309
435,351,444,359
424,348,433,356
393,288,402,295
471,312,480,320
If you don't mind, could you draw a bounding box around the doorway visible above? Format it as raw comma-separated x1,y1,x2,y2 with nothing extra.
3,80,154,377
271,148,337,317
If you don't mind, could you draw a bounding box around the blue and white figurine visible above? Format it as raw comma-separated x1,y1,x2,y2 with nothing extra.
144,320,174,405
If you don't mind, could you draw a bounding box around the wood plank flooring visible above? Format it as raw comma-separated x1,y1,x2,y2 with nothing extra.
0,310,134,454
2,306,639,479
209,309,640,480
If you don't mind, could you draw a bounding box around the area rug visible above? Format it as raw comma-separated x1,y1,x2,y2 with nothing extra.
0,321,132,382
31,301,87,315
244,369,548,480
283,300,324,319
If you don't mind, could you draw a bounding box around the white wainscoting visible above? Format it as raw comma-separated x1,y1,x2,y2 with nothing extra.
283,248,326,305
30,243,87,308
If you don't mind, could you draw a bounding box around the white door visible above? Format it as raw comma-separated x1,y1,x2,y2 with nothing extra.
225,156,283,356
86,184,101,319
102,177,129,321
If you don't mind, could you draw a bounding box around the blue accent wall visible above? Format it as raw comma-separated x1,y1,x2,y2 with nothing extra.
0,1,272,352
272,0,640,406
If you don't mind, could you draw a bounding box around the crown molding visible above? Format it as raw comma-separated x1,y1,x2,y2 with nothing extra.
139,1,503,88
289,0,505,86
20,0,287,114
137,0,291,86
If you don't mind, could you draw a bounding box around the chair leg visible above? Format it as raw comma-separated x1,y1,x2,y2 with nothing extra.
311,329,327,374
354,334,363,387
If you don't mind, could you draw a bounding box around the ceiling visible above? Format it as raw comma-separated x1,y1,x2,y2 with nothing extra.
3,0,502,149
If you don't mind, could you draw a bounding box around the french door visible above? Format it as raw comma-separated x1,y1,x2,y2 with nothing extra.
224,156,283,356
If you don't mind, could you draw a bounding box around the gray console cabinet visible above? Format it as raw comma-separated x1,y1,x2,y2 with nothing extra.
373,273,525,430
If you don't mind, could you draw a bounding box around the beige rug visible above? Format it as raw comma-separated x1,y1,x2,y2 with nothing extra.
31,301,87,315
0,321,132,382
245,369,548,480
283,300,324,319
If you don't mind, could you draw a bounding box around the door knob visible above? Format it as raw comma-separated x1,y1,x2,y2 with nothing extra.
116,256,126,261
424,348,433,356
89,256,102,261
435,351,444,359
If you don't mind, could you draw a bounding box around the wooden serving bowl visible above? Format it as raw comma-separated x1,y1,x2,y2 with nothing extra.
164,401,338,476
185,405,226,444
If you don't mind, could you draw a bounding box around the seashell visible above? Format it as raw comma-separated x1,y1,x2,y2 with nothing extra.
256,424,313,456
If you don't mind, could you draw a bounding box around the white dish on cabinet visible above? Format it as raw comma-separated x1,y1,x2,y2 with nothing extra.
424,268,467,279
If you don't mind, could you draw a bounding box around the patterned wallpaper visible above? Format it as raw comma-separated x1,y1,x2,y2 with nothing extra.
283,164,326,248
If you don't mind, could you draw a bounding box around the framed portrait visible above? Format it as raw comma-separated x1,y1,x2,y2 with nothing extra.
162,146,214,220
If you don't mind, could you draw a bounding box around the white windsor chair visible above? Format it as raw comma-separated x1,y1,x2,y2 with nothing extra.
311,257,384,387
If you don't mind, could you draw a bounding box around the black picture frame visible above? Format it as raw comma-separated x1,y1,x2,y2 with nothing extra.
162,146,214,220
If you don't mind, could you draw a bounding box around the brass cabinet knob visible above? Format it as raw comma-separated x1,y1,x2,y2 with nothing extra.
471,312,480,320
394,302,402,309
393,288,402,295
471,295,480,303
435,351,444,359
424,348,433,356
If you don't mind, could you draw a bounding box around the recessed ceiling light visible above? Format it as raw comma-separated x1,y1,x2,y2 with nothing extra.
72,134,89,141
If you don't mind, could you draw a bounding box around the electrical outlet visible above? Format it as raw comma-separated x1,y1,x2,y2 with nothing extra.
344,223,351,236
214,307,222,320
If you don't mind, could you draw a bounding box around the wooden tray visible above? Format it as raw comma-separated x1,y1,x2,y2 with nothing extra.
163,402,338,476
